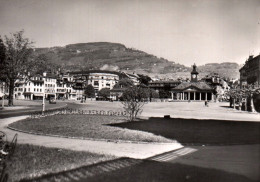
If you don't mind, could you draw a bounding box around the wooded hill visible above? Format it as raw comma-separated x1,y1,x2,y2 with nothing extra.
34,42,240,79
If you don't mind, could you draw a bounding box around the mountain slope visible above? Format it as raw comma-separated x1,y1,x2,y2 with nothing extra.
35,42,240,79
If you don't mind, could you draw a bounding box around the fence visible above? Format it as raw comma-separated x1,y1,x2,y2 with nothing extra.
30,108,127,119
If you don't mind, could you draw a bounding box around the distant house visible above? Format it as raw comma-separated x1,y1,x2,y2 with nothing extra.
239,55,260,88
70,70,120,98
0,82,8,99
121,72,139,85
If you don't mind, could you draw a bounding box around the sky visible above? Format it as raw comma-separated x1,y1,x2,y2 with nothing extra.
0,0,259,66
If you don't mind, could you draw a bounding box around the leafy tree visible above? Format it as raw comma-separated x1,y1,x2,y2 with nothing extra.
84,84,95,98
149,89,159,99
226,86,260,112
137,74,151,86
113,78,133,89
98,88,110,100
0,31,35,106
159,90,171,99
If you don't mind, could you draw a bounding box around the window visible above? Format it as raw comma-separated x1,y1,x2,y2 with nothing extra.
94,81,99,86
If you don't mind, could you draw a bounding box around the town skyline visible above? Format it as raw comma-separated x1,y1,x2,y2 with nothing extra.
1,0,260,66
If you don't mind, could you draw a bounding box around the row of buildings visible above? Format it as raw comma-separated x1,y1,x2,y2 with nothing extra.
0,70,139,101
3,58,253,102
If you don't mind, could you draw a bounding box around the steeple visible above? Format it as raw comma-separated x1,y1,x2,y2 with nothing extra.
191,63,199,82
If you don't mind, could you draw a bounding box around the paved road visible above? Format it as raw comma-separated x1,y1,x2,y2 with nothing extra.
1,101,259,181
151,145,260,181
0,101,67,119
25,145,259,182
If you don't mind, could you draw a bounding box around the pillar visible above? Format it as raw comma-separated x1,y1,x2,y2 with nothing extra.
188,92,190,100
205,92,208,101
171,92,173,100
30,94,33,100
199,93,201,101
194,92,196,100
211,93,213,101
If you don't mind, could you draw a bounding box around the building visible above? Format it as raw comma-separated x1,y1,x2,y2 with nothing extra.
0,82,8,99
70,70,120,96
171,64,214,101
14,72,58,100
239,55,260,88
121,72,140,85
87,72,119,92
149,80,181,92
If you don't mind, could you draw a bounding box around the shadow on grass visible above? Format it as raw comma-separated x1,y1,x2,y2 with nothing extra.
109,117,260,145
85,160,256,182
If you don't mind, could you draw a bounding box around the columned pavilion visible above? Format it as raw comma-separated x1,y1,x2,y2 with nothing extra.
171,64,214,101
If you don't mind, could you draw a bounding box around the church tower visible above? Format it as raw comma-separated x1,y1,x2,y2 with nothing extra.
191,63,199,82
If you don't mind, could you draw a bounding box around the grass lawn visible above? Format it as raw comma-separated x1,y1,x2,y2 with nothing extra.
5,144,115,182
110,117,260,145
9,115,173,143
85,161,255,182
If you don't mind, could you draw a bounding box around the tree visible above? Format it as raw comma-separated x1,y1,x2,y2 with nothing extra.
226,86,260,112
121,86,147,121
84,84,95,98
98,88,110,100
137,74,152,86
0,31,35,106
159,90,171,99
113,78,133,89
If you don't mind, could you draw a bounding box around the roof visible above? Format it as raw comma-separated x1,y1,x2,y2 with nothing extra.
149,80,181,84
70,70,122,76
172,81,213,91
31,80,44,83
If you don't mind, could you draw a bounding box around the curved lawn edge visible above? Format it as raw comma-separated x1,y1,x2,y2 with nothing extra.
7,125,177,145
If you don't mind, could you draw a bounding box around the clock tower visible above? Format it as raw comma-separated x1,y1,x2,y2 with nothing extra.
191,63,199,82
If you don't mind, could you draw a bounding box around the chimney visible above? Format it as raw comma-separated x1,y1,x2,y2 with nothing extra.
248,55,254,60
43,72,47,77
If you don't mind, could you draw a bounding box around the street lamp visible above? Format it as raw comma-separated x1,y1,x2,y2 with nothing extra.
42,84,45,114
1,82,5,108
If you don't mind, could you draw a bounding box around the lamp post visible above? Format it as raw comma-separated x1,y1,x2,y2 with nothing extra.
2,82,5,108
42,89,45,115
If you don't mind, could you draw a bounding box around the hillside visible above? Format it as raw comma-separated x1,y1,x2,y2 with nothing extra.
35,42,188,74
34,42,240,79
198,62,240,80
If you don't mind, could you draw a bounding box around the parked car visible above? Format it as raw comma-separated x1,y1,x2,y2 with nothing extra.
49,98,56,104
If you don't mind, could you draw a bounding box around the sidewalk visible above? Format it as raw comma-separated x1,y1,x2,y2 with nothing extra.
0,116,183,159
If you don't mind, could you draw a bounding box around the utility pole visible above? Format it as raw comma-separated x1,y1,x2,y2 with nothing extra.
42,91,45,115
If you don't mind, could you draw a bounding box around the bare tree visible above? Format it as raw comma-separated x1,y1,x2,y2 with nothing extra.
121,86,147,121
